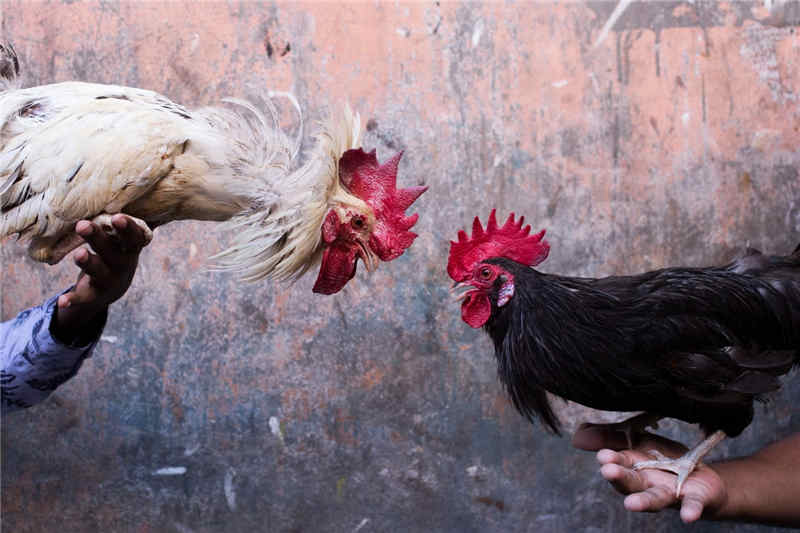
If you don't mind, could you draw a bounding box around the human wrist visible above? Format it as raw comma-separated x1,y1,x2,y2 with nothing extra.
703,460,746,521
51,302,108,346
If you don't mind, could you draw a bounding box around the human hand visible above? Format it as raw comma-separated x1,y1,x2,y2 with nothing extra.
54,214,150,333
573,423,728,523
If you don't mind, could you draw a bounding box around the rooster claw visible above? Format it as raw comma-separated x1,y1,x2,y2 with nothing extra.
632,452,694,497
632,430,727,498
92,213,153,248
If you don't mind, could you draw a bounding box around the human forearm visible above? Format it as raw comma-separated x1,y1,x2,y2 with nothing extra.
0,292,102,412
711,434,800,526
1,215,148,413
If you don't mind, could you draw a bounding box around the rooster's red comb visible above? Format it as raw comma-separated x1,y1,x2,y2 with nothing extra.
447,209,550,282
340,148,427,262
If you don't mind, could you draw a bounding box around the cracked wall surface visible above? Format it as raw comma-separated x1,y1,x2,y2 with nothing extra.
2,2,799,532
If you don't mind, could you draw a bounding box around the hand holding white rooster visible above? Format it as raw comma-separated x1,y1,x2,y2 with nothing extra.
0,44,426,294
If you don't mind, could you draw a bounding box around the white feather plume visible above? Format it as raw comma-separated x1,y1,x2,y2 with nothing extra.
210,104,363,282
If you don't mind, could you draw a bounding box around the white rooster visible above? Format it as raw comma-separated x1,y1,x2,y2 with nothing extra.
0,44,426,294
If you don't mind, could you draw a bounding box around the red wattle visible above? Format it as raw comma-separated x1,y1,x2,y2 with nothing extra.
461,292,491,328
312,244,358,295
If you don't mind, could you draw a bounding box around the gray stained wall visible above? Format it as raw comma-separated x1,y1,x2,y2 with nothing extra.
2,2,799,532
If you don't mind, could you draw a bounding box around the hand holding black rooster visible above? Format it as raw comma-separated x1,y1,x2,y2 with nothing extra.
573,424,800,527
573,424,726,523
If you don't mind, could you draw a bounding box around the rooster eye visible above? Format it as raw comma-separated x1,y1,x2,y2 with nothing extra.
480,267,492,279
351,217,365,229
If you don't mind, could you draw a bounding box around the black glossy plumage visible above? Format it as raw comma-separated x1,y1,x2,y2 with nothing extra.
481,247,800,437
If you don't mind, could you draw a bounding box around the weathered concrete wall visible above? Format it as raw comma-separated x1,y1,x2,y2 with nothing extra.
2,2,799,532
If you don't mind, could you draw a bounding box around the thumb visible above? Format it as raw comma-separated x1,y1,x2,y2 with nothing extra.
58,288,94,309
59,276,97,309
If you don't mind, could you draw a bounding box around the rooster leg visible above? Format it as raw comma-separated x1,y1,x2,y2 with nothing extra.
617,412,663,449
29,233,85,265
580,412,663,449
91,214,153,249
27,214,153,264
633,430,727,497
47,233,87,264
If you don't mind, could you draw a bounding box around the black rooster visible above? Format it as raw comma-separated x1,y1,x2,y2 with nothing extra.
448,210,799,495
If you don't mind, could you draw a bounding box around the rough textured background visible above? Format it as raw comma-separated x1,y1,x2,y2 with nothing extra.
2,2,800,532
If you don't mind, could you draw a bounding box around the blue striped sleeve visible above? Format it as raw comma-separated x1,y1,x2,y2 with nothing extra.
1,290,106,414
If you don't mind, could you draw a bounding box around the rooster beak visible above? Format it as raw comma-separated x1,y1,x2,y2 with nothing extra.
449,281,472,302
358,241,377,272
357,241,380,272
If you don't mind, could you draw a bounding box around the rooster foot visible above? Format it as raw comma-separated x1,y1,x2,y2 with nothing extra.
28,215,153,264
633,430,727,497
29,232,85,264
92,214,153,250
632,452,697,497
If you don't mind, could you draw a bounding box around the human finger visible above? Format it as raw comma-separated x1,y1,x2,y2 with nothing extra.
58,286,97,308
75,220,120,264
623,485,676,513
57,292,73,309
597,449,639,469
73,247,112,286
600,462,649,495
110,214,148,252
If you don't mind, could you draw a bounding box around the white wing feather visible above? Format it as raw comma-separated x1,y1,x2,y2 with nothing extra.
0,84,190,238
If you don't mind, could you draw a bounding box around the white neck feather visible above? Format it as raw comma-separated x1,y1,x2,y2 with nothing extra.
210,102,364,283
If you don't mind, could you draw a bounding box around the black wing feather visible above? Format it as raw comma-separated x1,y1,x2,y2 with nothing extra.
483,245,800,437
